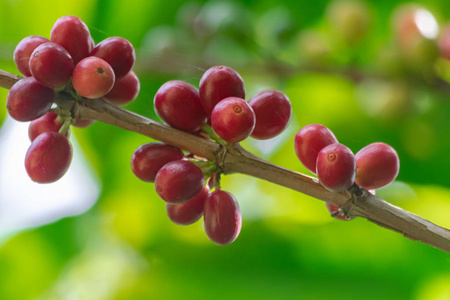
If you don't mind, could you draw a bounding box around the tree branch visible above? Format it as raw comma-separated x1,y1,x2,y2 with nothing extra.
1,69,449,253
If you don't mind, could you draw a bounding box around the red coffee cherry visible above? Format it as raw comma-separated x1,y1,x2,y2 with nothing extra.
211,97,255,143
29,42,74,89
51,15,93,64
6,77,54,122
104,71,140,105
14,35,49,77
154,80,207,132
131,142,184,182
72,56,115,99
199,65,246,116
90,37,136,78
325,202,355,221
316,143,356,192
25,132,73,183
438,24,450,60
248,90,292,140
204,190,242,246
28,112,68,141
73,119,95,128
355,142,400,189
294,124,338,174
166,186,209,225
155,160,205,204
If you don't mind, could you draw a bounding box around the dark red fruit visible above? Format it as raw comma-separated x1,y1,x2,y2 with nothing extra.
294,124,338,174
29,42,74,89
73,119,95,128
204,190,242,246
72,56,115,99
166,186,209,225
211,97,255,143
104,71,140,105
14,35,49,77
248,90,292,140
316,143,356,192
90,37,135,78
154,80,206,132
355,142,400,189
155,160,205,204
199,65,246,116
28,112,68,141
51,15,93,64
25,132,73,183
131,142,184,182
325,202,354,221
6,77,54,122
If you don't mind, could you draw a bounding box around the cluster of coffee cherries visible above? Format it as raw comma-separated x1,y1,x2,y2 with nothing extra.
294,124,400,220
6,15,139,183
131,65,292,245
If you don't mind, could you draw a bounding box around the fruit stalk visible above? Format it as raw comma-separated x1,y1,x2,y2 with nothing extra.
1,69,449,252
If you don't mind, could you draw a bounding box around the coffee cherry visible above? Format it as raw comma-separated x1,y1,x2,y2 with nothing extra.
25,132,73,183
211,97,255,143
248,90,291,140
154,80,206,132
355,142,400,189
199,65,245,116
294,124,338,174
155,160,205,204
51,15,93,64
28,112,68,141
6,77,54,122
316,143,356,192
166,186,209,225
326,0,370,44
72,56,115,99
72,119,95,128
131,142,184,182
14,35,49,77
204,190,242,246
29,42,74,89
104,71,140,105
90,37,135,78
438,25,450,60
325,202,355,221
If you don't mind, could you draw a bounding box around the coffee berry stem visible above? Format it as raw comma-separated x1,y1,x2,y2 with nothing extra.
1,69,449,253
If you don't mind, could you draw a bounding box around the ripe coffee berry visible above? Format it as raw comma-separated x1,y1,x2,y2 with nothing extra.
154,80,206,132
355,142,400,189
248,90,292,140
72,56,115,99
105,71,140,105
155,160,205,204
211,97,255,143
25,132,73,183
14,35,49,77
166,186,209,225
203,190,242,246
131,142,184,182
294,124,338,174
90,37,136,78
325,202,355,221
316,143,356,192
6,77,54,122
28,112,68,141
29,42,74,89
199,65,246,116
50,15,93,64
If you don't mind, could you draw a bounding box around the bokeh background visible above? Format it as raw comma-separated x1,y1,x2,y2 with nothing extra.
1,0,450,299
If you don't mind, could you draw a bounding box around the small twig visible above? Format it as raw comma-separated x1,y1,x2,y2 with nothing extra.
1,69,449,252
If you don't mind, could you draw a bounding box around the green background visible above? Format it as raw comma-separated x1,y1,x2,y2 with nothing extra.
0,0,449,299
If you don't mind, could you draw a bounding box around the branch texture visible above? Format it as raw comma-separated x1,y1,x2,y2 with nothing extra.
1,69,449,253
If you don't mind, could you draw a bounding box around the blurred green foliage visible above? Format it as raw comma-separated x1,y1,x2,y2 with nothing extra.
1,0,450,299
